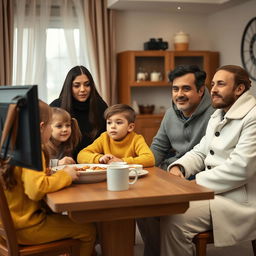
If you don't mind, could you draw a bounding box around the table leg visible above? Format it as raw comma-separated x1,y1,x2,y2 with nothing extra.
99,219,135,256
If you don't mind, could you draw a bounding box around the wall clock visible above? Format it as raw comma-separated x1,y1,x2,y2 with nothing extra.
241,17,256,81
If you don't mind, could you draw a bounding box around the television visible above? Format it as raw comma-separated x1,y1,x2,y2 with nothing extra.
0,85,42,171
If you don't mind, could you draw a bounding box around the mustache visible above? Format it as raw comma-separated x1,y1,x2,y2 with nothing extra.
176,96,188,101
211,93,223,98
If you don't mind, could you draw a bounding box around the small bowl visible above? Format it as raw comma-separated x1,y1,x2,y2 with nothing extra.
139,105,155,114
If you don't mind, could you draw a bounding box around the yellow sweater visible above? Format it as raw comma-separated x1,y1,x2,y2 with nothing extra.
77,131,155,167
3,154,72,230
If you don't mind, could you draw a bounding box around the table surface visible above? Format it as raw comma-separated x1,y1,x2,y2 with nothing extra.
45,167,214,256
46,166,213,214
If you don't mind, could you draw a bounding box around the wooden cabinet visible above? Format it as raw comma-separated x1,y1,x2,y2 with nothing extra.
135,114,163,145
117,50,219,145
170,51,219,88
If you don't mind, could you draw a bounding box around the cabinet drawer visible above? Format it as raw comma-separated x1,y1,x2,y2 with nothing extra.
135,115,163,145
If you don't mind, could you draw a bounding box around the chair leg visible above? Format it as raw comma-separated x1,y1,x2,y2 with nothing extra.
194,238,208,256
133,220,136,245
252,240,256,256
91,248,97,256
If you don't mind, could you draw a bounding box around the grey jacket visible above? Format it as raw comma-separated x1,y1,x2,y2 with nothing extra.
151,89,214,170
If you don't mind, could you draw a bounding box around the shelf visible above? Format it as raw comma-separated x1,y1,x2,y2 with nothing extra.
136,114,164,118
117,50,219,144
131,81,170,87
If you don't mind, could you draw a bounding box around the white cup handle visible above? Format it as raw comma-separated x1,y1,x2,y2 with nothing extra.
129,168,138,185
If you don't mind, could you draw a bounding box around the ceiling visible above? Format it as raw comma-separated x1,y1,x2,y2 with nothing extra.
107,0,250,14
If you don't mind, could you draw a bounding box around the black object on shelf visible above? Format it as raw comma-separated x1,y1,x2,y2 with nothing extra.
144,38,168,50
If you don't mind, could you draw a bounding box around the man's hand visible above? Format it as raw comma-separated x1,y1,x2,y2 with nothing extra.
169,165,185,179
58,156,76,166
99,154,114,164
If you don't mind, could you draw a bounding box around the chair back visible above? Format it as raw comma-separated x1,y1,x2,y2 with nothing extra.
0,182,19,256
193,230,256,256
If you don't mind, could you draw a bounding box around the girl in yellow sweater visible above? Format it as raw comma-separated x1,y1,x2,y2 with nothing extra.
77,104,155,167
0,100,95,255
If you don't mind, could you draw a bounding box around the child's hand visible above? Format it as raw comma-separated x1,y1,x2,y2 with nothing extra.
108,156,123,163
62,166,80,181
58,156,76,166
99,154,114,164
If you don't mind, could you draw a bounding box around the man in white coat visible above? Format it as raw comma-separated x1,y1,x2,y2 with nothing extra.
161,65,256,256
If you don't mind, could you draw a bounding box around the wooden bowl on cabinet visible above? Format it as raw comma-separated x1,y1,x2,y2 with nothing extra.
138,105,155,114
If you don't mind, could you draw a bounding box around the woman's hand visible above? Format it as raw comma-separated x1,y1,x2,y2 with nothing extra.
58,156,76,166
62,166,80,181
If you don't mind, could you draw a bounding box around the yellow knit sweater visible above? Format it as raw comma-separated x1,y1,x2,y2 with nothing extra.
77,131,155,167
3,154,72,230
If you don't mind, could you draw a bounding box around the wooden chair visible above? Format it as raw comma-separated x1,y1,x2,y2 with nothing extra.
193,230,256,256
0,182,80,256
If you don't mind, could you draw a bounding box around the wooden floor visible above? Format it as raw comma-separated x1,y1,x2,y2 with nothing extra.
134,227,254,256
95,225,254,255
134,242,254,256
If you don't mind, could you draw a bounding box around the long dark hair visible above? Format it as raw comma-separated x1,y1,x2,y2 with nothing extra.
59,65,105,139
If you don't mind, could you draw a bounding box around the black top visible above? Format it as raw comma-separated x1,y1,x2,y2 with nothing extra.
50,97,108,161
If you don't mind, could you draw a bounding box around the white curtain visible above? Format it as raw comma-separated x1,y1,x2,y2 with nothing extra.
13,0,51,100
60,0,89,68
12,0,91,102
82,0,116,104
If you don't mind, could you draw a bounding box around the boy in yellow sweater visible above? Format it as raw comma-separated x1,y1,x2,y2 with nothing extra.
77,104,155,167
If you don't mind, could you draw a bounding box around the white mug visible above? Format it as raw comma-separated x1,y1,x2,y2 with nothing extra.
107,165,138,191
109,161,127,166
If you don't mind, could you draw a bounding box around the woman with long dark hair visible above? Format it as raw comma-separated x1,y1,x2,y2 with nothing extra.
50,66,108,160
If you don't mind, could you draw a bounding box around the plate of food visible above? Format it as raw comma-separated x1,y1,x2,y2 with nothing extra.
129,169,149,178
128,164,149,178
51,164,108,184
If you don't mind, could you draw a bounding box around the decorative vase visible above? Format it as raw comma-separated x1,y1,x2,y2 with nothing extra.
174,31,189,51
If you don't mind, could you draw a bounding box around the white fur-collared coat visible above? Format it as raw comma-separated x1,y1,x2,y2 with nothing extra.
169,91,256,246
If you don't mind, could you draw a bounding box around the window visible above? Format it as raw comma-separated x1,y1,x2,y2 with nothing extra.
12,1,90,103
46,28,82,103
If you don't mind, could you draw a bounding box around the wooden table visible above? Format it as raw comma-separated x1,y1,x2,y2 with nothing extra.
45,167,214,256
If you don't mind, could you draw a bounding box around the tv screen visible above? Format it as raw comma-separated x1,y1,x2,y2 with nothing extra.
0,85,42,171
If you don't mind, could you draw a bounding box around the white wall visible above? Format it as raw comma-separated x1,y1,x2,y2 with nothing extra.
116,11,212,108
115,0,256,97
208,0,256,93
116,11,211,52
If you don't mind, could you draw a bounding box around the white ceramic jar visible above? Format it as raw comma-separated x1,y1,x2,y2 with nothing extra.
150,71,162,82
174,31,189,51
137,72,146,81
